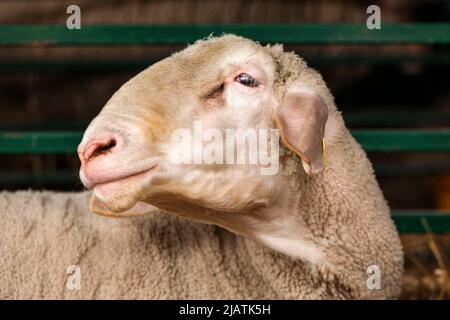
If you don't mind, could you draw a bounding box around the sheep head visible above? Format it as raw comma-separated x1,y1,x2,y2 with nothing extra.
78,35,335,262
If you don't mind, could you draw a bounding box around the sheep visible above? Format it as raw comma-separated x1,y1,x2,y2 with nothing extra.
1,35,403,299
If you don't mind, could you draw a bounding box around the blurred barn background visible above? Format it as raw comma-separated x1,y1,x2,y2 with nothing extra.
1,0,450,299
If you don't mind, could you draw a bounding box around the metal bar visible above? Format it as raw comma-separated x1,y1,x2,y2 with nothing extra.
392,211,450,233
0,132,82,154
351,130,450,152
1,130,450,154
1,24,450,46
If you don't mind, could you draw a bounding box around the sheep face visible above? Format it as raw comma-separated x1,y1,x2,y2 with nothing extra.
78,35,329,248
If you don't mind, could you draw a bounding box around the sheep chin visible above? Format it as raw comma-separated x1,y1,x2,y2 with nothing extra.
89,194,158,218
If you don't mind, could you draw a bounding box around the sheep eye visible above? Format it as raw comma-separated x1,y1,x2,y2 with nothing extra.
235,73,259,87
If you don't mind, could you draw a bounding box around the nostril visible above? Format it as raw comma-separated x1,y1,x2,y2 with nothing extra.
81,138,117,163
93,139,116,157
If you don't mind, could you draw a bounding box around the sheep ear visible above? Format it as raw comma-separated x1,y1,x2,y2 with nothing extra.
275,88,328,175
89,195,159,218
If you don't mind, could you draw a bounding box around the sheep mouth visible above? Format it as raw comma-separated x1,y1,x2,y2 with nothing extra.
88,165,160,190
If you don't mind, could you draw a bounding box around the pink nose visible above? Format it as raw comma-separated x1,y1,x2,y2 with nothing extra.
78,135,119,166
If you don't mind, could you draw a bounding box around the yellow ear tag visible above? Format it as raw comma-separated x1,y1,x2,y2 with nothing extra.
322,138,327,167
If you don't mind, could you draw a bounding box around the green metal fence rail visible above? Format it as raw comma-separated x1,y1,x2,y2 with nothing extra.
1,24,450,45
392,211,450,233
352,130,450,152
1,130,450,154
